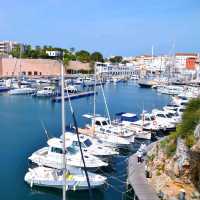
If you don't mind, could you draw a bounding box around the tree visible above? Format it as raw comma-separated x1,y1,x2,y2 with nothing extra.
76,50,90,63
109,56,123,63
90,52,104,62
11,44,21,58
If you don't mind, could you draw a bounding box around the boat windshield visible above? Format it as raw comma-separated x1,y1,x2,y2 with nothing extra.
67,146,78,155
84,139,92,147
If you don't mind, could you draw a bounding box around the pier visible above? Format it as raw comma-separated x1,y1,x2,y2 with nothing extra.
127,142,160,200
52,91,96,102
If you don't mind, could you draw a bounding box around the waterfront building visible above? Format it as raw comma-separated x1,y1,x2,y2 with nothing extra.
0,40,27,55
0,58,91,77
95,62,137,77
175,53,198,71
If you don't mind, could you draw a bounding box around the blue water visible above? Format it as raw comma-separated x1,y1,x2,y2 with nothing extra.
0,82,170,200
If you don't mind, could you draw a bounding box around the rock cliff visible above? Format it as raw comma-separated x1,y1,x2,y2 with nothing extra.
147,137,200,200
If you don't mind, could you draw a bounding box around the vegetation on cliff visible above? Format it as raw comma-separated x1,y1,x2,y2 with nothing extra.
11,45,104,63
160,98,200,157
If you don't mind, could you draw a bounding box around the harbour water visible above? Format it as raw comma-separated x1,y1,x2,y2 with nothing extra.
0,82,170,200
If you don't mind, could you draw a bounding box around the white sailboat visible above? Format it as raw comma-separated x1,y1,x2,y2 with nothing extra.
9,46,36,95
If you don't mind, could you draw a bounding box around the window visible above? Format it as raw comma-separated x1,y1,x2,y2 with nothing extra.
67,146,78,154
34,71,38,76
100,128,105,132
157,114,165,118
28,71,32,76
150,116,155,120
72,141,79,147
166,113,173,118
181,102,187,106
102,121,108,126
84,139,92,147
51,147,63,154
39,72,42,75
95,121,101,126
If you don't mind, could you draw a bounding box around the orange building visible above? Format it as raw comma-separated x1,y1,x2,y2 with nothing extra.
186,57,197,70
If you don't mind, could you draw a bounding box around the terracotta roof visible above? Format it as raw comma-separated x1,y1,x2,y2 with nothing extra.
175,53,197,56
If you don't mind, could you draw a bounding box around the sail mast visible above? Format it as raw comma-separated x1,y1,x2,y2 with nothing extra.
93,64,96,133
61,62,67,200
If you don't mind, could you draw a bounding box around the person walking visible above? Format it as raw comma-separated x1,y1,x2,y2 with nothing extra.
137,150,142,163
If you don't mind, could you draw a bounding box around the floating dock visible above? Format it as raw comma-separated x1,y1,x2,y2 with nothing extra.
127,142,160,200
52,91,96,102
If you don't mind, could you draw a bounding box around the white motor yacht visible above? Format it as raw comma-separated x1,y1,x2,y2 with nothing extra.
152,109,178,125
65,85,78,93
36,86,55,97
80,114,132,148
157,85,184,95
114,112,152,140
8,86,36,95
172,96,189,107
28,137,108,171
61,132,119,160
24,166,107,190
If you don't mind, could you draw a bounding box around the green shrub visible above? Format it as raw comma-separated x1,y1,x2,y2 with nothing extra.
148,154,155,162
159,98,200,157
156,170,162,176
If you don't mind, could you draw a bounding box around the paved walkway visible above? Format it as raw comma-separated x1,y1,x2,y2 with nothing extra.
127,142,160,200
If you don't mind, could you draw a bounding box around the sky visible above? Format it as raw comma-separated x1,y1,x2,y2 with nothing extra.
0,0,200,56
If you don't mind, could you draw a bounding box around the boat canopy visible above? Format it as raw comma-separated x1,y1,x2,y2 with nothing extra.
116,112,139,122
47,138,72,148
82,114,101,119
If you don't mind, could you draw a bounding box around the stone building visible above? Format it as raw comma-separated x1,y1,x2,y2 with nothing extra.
0,58,91,77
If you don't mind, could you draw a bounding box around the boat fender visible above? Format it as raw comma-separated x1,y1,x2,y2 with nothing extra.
153,121,157,126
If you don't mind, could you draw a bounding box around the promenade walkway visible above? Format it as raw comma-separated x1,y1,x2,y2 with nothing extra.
127,142,160,200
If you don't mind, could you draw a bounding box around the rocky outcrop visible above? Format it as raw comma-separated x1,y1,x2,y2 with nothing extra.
146,138,200,200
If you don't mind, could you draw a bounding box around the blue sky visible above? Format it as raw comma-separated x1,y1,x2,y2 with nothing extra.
0,0,200,56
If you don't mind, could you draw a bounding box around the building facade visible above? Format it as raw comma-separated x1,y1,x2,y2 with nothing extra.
0,40,27,55
46,50,62,57
0,58,91,77
95,62,136,77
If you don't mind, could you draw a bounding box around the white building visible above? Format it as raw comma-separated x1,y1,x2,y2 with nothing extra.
95,62,136,77
0,40,26,54
175,53,198,73
46,50,62,57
